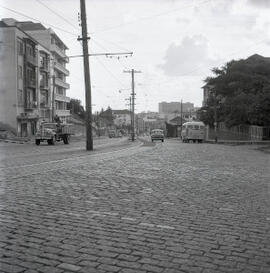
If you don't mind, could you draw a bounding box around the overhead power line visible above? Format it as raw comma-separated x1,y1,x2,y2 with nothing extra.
90,0,212,34
35,0,80,31
0,5,78,36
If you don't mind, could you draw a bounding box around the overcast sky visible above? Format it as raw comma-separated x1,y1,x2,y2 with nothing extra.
1,0,270,112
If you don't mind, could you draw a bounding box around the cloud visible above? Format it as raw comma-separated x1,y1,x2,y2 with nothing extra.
158,35,217,77
247,0,270,8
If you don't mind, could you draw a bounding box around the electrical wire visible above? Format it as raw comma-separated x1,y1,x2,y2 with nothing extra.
90,0,212,34
0,5,78,37
35,0,80,31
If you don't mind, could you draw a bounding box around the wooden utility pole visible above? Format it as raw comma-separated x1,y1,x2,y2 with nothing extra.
125,96,132,134
79,0,93,150
180,99,183,127
123,69,141,141
51,74,55,122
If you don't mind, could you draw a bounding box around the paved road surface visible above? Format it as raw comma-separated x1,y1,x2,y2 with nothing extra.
0,139,269,273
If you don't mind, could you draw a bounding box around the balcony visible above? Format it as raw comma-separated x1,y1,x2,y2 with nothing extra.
40,102,50,109
40,80,49,89
40,61,49,72
24,101,37,111
54,62,69,76
51,44,69,61
55,77,70,89
55,93,71,103
25,53,38,67
27,78,37,88
55,109,70,117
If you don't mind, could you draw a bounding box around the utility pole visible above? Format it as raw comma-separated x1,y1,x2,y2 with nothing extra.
214,92,218,143
79,0,93,150
180,99,183,128
125,96,132,134
123,69,141,141
52,74,55,122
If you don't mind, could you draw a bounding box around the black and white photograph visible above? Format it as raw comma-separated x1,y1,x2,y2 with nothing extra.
0,0,270,272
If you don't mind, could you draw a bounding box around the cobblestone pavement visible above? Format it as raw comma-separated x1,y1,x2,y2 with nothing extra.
0,139,270,273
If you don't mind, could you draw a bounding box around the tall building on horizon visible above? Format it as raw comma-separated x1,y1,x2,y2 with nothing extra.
158,101,194,114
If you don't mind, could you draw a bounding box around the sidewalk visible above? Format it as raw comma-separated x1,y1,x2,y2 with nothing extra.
0,137,32,144
167,137,270,145
205,139,270,145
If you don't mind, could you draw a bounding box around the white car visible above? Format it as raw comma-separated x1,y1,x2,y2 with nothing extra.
151,129,164,142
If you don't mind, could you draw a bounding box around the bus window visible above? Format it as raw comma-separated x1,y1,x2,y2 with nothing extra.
194,125,199,130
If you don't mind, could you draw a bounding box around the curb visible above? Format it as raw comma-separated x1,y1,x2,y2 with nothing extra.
205,140,270,145
0,138,32,144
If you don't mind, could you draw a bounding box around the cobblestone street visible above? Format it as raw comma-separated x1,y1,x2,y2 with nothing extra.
0,139,270,273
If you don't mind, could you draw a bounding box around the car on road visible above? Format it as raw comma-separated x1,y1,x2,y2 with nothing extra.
151,129,164,142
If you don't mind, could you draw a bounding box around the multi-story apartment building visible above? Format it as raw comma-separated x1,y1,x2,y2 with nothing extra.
0,18,52,137
18,21,70,123
0,18,70,137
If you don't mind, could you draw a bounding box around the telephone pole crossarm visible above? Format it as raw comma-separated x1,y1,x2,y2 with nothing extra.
69,52,133,59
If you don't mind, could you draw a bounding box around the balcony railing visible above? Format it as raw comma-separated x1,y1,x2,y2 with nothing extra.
55,109,70,117
40,102,50,108
24,101,37,111
40,62,49,72
55,77,70,89
54,62,69,76
27,79,37,88
55,93,71,103
51,44,68,61
40,80,49,89
25,53,38,66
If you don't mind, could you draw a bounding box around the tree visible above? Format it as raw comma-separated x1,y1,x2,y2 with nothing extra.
99,106,114,126
67,99,85,120
202,54,270,127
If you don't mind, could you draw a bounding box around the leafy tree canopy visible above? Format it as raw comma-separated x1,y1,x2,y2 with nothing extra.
202,54,270,127
67,99,85,120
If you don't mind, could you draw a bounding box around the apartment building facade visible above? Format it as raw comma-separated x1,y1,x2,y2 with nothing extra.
0,18,70,137
18,21,70,123
0,18,51,137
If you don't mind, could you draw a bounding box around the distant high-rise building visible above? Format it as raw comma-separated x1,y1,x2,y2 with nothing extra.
158,101,194,114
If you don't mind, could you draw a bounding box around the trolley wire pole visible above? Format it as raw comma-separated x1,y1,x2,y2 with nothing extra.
78,0,133,150
79,0,93,150
123,69,141,141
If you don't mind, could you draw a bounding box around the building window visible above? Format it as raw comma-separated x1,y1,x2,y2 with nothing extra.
18,65,23,79
17,89,23,106
17,40,23,55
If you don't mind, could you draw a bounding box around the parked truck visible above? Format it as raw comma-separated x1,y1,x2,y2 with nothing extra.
35,122,74,145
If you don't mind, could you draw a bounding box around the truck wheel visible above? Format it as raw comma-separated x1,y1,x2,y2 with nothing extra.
35,139,40,145
63,135,70,144
48,138,55,145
